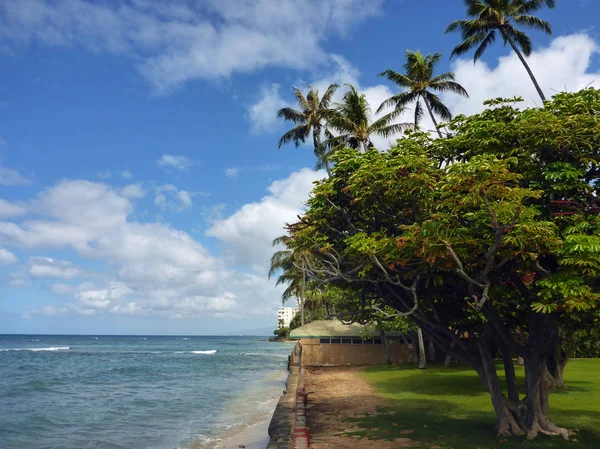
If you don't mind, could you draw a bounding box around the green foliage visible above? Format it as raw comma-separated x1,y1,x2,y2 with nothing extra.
354,360,600,449
273,327,290,338
379,50,469,135
278,91,600,434
289,311,302,330
325,84,410,152
446,0,554,60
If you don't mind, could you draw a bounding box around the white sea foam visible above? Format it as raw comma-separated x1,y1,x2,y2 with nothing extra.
0,346,70,352
173,350,217,355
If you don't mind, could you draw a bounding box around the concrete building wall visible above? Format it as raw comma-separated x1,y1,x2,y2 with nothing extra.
298,337,413,366
277,307,299,328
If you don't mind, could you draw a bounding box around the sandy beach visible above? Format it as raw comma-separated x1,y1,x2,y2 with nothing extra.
214,419,271,449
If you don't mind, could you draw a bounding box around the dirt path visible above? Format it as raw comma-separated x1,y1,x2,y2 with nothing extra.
306,367,416,448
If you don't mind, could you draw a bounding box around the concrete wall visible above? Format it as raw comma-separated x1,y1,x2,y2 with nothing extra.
299,337,413,366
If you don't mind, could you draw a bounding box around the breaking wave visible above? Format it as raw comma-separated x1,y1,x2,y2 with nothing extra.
0,346,70,352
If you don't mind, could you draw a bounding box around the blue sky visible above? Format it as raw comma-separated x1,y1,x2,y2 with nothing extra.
0,0,599,335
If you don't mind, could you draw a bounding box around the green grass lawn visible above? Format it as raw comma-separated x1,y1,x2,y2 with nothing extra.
344,359,600,449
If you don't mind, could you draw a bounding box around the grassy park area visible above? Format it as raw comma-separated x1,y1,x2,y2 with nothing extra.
341,359,600,449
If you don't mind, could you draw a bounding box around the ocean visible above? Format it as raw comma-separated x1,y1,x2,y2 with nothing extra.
0,334,293,449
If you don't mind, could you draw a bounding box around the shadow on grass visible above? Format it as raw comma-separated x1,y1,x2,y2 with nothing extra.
353,362,600,449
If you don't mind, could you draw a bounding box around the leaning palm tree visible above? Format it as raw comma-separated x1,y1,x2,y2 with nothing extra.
378,50,469,138
269,235,309,325
278,84,338,173
446,0,555,102
326,84,409,152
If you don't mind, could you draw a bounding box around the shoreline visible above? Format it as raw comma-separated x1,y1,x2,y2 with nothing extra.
214,420,272,449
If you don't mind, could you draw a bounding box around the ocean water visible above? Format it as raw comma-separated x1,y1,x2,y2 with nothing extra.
0,335,293,449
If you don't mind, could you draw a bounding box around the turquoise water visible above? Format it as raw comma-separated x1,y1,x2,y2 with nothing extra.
0,335,292,449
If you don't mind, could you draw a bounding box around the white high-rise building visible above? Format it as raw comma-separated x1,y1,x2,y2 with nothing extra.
277,306,299,329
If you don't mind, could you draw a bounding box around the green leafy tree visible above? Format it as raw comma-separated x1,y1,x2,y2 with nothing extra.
278,90,599,439
446,0,555,102
378,50,469,138
277,84,338,172
326,84,409,152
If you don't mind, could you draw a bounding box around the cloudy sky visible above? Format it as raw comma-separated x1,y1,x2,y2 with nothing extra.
1,0,599,335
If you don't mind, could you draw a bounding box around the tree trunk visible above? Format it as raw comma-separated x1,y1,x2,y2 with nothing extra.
380,329,391,365
502,29,547,103
521,356,570,440
444,341,454,367
300,269,305,326
477,335,524,437
428,339,436,362
546,343,568,390
417,327,427,369
313,127,332,177
424,99,444,139
499,344,519,403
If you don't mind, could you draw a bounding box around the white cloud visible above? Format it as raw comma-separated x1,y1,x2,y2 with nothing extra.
0,199,27,218
51,283,74,295
154,184,193,211
225,168,240,179
121,170,134,179
0,163,31,186
445,34,600,117
0,248,17,266
157,154,192,171
121,183,145,199
248,83,287,134
0,0,383,92
265,34,600,149
0,178,280,319
28,257,82,279
207,168,324,268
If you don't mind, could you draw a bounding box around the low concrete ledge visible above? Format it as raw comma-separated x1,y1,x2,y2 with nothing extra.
267,366,299,449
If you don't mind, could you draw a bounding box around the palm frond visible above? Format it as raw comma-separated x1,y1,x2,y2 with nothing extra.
429,72,456,84
424,91,452,122
474,30,497,61
513,15,551,35
465,0,487,16
319,84,339,109
517,0,555,14
278,124,308,148
451,30,489,59
431,80,470,98
277,107,305,124
292,87,310,112
505,26,533,55
414,98,424,129
376,91,417,114
378,70,414,89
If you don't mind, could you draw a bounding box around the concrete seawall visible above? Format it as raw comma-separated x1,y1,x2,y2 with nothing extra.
267,344,304,449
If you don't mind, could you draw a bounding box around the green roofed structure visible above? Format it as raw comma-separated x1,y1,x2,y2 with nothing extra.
289,320,413,367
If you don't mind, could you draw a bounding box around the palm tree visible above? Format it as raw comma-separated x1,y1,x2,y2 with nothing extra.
278,84,338,173
326,84,409,152
269,235,308,325
378,50,469,138
446,0,555,103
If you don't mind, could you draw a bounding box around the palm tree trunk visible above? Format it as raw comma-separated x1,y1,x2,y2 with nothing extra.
300,267,306,326
424,100,444,139
502,30,547,103
313,127,331,177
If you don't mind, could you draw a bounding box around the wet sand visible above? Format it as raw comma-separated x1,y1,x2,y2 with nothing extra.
215,419,271,449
